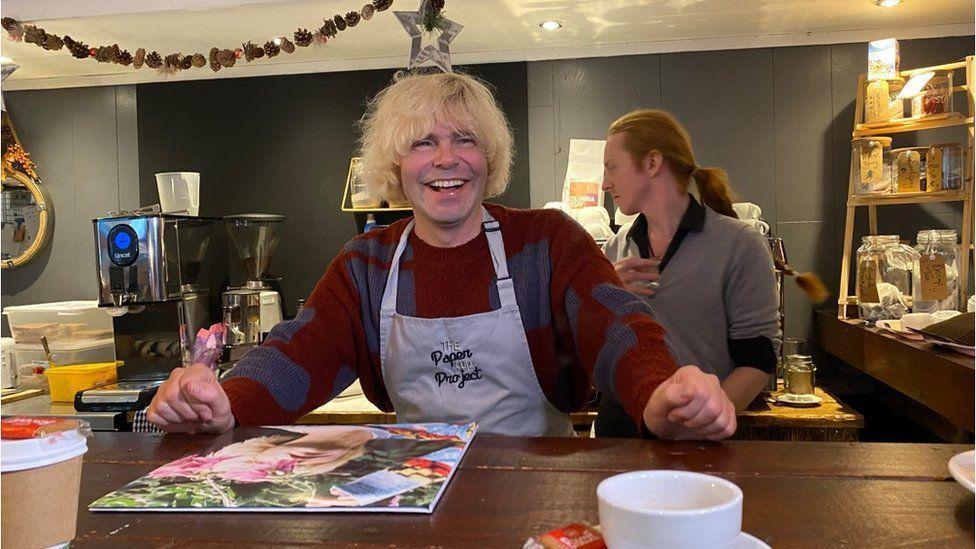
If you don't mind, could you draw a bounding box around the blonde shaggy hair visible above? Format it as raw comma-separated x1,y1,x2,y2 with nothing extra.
359,71,514,205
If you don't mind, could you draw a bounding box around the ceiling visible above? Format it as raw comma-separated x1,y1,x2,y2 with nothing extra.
1,0,972,90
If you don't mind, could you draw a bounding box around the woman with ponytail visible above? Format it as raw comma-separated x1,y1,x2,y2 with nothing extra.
597,109,781,438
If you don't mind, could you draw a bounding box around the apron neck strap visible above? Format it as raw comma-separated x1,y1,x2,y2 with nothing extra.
381,207,514,313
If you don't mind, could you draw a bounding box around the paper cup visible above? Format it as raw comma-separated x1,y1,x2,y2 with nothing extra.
1,429,88,549
155,172,200,216
597,470,743,549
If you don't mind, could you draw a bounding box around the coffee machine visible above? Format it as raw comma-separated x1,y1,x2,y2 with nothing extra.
82,214,228,410
222,214,285,359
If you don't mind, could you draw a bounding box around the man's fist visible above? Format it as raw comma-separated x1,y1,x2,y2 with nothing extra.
643,365,737,441
146,363,234,434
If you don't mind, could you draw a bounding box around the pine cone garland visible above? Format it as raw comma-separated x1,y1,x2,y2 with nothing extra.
242,41,264,62
361,4,375,20
164,53,181,71
294,28,313,47
345,11,361,27
180,55,193,70
1,17,20,33
23,26,47,46
145,51,163,69
264,40,280,58
191,53,206,68
64,36,91,59
279,37,295,53
320,19,337,38
217,49,237,67
117,50,133,66
133,48,146,69
373,0,394,12
430,0,445,13
333,14,347,31
43,34,64,51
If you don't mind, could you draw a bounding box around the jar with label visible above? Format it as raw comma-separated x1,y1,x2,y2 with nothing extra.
911,70,953,117
925,143,963,191
891,147,928,193
783,354,816,396
864,78,905,123
852,137,892,195
856,235,917,322
912,229,959,313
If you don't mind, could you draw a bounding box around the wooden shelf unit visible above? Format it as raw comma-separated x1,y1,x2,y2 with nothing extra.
838,56,975,319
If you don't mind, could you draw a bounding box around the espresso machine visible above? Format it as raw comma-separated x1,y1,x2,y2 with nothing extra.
80,213,228,410
222,214,285,360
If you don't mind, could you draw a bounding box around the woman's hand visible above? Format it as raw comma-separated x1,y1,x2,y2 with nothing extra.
613,256,660,297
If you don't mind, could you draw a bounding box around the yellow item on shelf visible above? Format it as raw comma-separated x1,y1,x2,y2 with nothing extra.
44,362,119,402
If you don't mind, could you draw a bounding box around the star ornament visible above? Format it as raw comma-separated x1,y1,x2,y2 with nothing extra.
394,1,462,73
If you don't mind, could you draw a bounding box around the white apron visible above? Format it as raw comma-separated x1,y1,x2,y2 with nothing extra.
378,208,574,436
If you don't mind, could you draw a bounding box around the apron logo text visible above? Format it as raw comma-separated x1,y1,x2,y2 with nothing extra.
431,340,482,389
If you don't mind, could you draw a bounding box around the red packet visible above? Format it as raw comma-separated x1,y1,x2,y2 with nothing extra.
529,523,606,549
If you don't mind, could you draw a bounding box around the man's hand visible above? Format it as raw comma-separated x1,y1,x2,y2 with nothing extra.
146,363,235,434
613,257,660,297
643,365,737,441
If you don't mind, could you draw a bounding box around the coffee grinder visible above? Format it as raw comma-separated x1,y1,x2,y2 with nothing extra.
222,214,286,359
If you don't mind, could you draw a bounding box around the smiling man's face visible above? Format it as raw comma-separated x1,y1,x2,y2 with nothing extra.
399,122,488,235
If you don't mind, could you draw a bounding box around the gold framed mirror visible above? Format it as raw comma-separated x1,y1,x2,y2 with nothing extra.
2,111,54,269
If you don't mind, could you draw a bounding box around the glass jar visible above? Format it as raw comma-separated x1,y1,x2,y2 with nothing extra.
783,355,816,396
925,144,963,191
852,137,892,195
913,230,959,313
911,70,953,117
856,235,916,322
864,78,905,123
891,147,928,193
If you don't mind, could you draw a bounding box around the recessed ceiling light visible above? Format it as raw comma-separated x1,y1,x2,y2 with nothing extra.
539,20,562,31
875,0,903,7
0,56,12,64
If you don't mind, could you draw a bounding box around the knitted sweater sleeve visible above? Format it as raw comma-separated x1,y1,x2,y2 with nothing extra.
221,243,369,425
546,212,678,428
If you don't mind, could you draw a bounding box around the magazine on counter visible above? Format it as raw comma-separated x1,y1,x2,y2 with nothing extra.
89,423,477,514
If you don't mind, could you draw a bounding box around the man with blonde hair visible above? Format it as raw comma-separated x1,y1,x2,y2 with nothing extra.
147,71,737,440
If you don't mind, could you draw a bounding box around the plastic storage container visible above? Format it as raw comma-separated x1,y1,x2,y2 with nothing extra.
3,301,114,345
913,229,959,313
892,147,928,193
925,143,963,191
856,235,917,322
852,137,893,195
12,339,116,371
45,362,118,402
911,70,953,117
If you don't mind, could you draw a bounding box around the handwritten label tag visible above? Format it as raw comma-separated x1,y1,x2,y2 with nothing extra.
857,258,881,304
859,142,885,188
896,150,921,193
865,80,890,123
919,254,950,301
925,147,943,192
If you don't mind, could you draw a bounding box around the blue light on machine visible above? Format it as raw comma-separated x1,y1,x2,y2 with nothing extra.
113,231,131,249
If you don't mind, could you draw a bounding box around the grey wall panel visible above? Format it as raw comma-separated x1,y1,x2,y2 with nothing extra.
661,52,720,168
713,48,776,222
773,46,833,225
3,86,140,309
528,105,557,207
552,58,616,195
115,86,141,211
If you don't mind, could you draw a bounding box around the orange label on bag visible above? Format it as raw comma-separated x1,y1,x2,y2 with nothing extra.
920,254,950,301
567,181,600,209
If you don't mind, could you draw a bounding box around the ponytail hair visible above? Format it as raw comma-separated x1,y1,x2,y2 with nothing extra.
691,166,736,218
608,109,737,219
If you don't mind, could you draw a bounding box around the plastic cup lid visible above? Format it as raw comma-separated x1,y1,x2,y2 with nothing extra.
1,429,88,473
